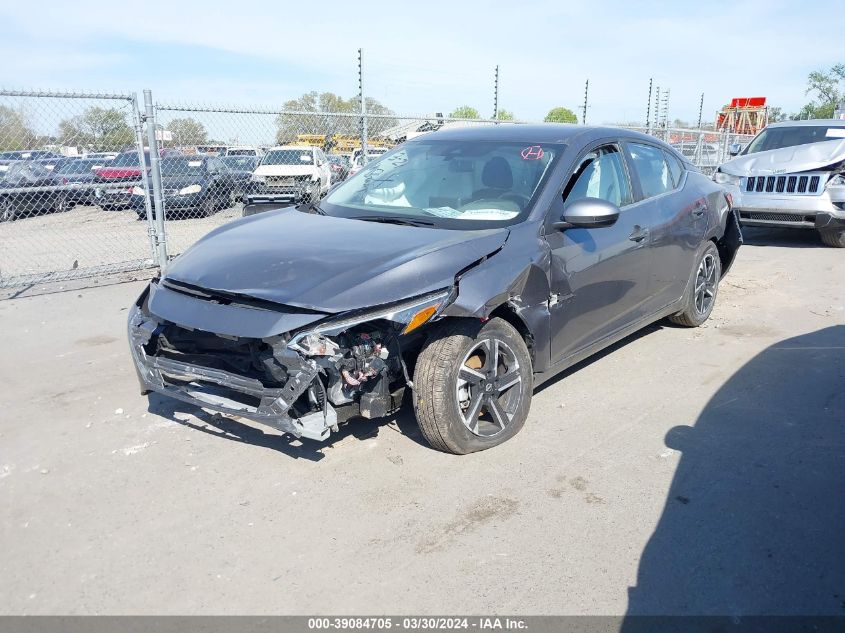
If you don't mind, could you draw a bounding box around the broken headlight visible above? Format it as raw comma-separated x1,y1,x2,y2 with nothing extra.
713,170,740,186
288,288,453,356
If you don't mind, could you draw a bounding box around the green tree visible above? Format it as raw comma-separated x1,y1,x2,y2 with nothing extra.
544,107,578,124
496,109,515,121
58,107,134,151
167,117,208,146
0,105,37,151
796,63,844,119
450,106,481,119
766,106,787,123
275,91,395,144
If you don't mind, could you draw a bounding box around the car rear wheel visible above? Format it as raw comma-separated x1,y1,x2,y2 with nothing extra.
54,193,68,214
414,317,533,454
669,241,721,327
819,228,845,248
201,196,216,218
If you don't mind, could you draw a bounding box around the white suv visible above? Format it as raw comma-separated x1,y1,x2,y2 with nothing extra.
247,146,331,205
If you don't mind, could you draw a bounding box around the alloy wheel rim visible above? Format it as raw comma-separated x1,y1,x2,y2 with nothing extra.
455,338,522,437
694,253,717,315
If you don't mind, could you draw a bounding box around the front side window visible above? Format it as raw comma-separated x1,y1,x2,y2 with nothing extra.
322,140,560,228
628,143,673,199
563,145,632,207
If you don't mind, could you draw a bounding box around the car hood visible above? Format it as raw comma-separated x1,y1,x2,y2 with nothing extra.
163,209,509,313
721,138,845,176
253,164,318,178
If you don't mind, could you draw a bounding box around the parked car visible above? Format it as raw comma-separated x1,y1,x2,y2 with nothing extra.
245,145,331,207
714,119,845,247
0,150,63,173
327,154,350,182
53,158,102,206
129,125,740,454
95,149,181,210
132,156,239,220
220,156,260,197
0,161,69,222
224,146,262,157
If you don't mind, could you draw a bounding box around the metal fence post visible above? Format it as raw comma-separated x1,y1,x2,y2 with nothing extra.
143,89,168,269
131,94,158,266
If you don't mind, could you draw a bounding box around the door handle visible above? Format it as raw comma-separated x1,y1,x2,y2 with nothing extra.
629,226,649,242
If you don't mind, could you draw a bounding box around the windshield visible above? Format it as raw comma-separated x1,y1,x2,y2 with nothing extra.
263,149,313,166
4,162,52,181
322,139,560,228
55,160,99,175
160,157,206,177
227,148,256,156
743,125,845,154
111,152,144,167
222,156,258,170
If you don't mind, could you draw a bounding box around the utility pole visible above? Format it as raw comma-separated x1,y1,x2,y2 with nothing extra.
653,86,661,129
358,48,368,164
646,78,653,131
582,79,589,125
697,93,704,130
493,65,499,120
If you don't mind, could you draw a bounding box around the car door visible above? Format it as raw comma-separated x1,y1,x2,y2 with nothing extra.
546,142,656,365
623,142,708,311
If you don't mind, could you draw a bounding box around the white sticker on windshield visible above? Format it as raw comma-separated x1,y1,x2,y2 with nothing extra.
825,128,845,138
300,154,313,162
188,160,202,167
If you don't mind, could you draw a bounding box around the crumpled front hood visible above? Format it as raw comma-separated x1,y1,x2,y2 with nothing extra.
164,209,509,313
721,138,845,176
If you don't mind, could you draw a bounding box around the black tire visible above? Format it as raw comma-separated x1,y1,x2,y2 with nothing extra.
201,195,216,217
414,317,533,454
0,198,14,222
53,193,69,214
669,241,721,327
819,228,845,248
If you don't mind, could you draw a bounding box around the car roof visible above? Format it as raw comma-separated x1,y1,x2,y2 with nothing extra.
765,119,845,128
409,123,667,146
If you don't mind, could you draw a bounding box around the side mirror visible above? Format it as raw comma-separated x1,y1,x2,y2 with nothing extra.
728,143,742,157
552,197,620,230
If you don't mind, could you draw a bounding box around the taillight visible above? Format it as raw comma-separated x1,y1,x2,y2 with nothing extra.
725,192,733,209
61,177,68,185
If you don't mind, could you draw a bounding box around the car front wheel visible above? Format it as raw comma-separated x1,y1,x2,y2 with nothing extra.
0,198,14,222
414,317,533,454
819,228,845,248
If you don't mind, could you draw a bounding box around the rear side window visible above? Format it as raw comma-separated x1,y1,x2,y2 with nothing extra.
663,150,684,188
628,143,673,198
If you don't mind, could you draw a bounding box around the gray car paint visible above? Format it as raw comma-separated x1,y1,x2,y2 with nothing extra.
164,207,510,314
132,124,738,434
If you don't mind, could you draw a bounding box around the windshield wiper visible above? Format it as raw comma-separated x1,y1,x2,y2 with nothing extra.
298,201,326,215
354,215,435,227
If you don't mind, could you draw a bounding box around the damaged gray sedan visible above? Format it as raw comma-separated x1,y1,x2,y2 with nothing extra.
129,125,741,454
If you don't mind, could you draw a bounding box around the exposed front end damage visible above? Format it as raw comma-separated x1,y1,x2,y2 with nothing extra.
129,280,451,442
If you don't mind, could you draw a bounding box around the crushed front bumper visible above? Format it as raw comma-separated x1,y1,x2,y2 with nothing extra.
128,299,335,441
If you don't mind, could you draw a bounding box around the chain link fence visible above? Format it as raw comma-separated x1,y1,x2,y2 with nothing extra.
0,87,757,293
0,90,159,289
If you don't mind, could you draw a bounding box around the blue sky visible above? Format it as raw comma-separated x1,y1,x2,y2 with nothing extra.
1,0,841,131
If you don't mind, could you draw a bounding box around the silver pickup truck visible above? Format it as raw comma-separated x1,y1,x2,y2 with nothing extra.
714,119,845,247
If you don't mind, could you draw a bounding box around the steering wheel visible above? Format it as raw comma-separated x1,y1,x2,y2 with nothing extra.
497,192,530,210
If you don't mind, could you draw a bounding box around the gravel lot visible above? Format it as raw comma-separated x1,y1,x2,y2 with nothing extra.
0,203,241,286
0,227,843,615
